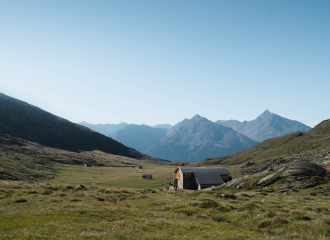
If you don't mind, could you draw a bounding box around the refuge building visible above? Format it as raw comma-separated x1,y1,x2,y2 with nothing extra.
174,167,230,190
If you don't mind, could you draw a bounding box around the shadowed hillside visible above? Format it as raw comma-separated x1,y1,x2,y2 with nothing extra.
203,119,330,166
0,93,157,161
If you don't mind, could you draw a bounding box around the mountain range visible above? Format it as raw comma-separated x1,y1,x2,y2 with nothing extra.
78,122,173,136
216,110,311,142
145,115,259,161
104,111,311,161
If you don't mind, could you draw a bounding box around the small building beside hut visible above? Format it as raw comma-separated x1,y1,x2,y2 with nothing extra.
142,174,152,179
138,166,143,169
174,166,230,190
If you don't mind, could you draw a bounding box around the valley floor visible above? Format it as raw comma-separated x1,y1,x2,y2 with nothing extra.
1,166,330,239
50,164,174,189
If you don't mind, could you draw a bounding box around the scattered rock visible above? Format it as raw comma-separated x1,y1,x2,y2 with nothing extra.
282,162,326,177
235,192,258,196
203,186,220,191
225,178,240,188
258,172,277,185
245,162,255,167
280,189,290,193
265,189,274,192
236,182,246,189
76,184,86,190
220,193,235,199
258,167,285,185
113,198,126,204
261,199,266,203
290,181,303,188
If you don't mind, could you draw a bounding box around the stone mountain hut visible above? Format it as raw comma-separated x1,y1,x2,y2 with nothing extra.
174,166,230,190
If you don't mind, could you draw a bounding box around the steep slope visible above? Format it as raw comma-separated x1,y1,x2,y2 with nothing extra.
109,124,167,153
203,118,330,166
216,110,311,142
78,122,129,136
146,115,258,162
0,93,153,160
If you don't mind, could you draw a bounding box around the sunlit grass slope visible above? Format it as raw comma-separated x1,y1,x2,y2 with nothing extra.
203,119,330,166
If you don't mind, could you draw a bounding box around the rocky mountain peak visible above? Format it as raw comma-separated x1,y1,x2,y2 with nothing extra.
192,114,202,119
260,109,272,117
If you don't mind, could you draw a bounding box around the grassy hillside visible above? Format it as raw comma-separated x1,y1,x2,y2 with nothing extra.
202,119,330,166
0,134,167,181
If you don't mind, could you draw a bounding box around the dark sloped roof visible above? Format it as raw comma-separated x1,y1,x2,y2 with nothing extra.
194,172,224,185
175,167,230,185
175,167,230,175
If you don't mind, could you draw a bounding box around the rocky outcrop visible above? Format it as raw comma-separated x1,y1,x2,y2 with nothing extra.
258,167,285,185
281,162,326,177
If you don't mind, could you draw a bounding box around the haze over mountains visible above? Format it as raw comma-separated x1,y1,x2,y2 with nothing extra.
109,125,167,153
78,122,129,136
216,110,311,142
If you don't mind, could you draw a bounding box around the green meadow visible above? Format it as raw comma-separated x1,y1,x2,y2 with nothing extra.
1,165,330,239
50,165,175,188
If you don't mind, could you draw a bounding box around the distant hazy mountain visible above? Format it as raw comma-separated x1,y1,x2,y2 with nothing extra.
216,110,311,142
0,93,151,160
146,115,258,162
78,121,129,136
153,124,172,129
110,125,167,153
166,118,189,135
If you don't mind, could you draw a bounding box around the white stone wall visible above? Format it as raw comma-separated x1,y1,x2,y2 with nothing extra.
178,170,184,189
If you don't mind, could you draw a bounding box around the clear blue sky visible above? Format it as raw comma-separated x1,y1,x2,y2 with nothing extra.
1,0,329,127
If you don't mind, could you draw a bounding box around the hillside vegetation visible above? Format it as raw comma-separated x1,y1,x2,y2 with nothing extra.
0,134,167,181
203,119,330,166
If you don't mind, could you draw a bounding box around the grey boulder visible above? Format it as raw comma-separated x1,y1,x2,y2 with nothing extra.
282,162,326,177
